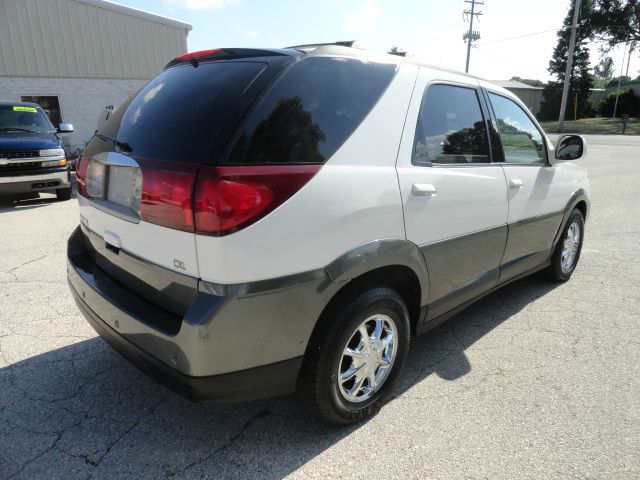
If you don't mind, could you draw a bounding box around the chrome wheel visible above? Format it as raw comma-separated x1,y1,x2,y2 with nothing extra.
561,221,581,273
337,314,398,403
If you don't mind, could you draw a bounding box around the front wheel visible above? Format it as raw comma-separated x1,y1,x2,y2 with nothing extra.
299,287,410,425
546,208,585,281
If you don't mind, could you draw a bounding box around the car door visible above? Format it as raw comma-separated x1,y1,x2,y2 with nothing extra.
396,71,509,321
483,88,567,281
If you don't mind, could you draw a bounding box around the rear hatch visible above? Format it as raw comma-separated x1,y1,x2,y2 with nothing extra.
76,51,294,317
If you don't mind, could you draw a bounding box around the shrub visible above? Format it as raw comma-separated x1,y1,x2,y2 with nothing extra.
598,89,640,117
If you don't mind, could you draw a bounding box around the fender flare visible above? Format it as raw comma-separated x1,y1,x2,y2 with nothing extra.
324,239,430,306
552,188,589,247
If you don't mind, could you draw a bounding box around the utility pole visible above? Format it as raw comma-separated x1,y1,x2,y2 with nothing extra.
558,0,582,132
463,0,483,73
612,41,628,119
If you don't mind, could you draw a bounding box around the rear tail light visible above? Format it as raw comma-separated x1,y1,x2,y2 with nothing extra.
194,165,320,236
138,160,199,232
76,154,89,197
175,49,221,61
78,154,320,236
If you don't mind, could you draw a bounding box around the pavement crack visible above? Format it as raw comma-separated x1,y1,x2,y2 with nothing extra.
85,397,168,477
165,409,273,477
2,255,48,274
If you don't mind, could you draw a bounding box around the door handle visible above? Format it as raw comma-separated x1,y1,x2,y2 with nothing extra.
412,183,437,196
509,178,524,189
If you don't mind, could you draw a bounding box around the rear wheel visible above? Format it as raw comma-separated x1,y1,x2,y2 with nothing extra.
546,208,584,281
299,287,410,425
56,187,72,201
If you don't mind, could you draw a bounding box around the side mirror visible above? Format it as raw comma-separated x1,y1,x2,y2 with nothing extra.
555,134,586,161
58,123,74,134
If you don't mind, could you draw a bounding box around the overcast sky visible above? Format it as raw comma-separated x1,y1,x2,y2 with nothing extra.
120,0,638,82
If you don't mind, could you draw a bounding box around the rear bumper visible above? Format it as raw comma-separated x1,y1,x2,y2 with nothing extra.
0,170,70,194
71,287,302,402
67,226,337,402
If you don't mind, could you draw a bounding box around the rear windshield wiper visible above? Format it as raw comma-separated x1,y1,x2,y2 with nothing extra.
0,127,39,133
93,133,133,153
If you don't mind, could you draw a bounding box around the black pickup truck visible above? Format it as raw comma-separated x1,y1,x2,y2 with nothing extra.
0,102,74,200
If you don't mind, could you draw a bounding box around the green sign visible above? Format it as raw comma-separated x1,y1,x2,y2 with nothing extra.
12,106,37,113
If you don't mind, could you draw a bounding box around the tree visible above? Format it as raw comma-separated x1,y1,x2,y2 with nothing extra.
539,0,595,120
593,56,615,87
606,75,633,87
510,76,546,87
590,0,640,47
598,88,640,115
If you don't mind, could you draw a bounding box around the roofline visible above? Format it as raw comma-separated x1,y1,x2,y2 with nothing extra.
308,45,487,81
71,0,192,31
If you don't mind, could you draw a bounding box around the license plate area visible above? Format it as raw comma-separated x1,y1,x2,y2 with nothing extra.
86,152,141,223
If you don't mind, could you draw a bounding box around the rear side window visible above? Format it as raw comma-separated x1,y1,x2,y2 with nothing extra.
227,57,397,165
95,61,268,163
413,84,490,165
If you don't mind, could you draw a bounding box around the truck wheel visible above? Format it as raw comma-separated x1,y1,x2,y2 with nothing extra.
56,187,72,201
299,287,410,425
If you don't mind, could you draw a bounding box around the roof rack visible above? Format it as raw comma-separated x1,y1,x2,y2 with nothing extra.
285,40,364,51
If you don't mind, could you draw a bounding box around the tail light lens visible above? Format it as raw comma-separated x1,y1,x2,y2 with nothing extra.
76,155,89,197
78,155,320,236
194,165,320,236
138,159,199,232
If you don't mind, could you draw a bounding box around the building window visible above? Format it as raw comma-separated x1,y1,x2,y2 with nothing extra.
20,96,62,128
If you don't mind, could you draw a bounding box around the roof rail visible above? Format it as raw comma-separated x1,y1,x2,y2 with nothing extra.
285,40,364,51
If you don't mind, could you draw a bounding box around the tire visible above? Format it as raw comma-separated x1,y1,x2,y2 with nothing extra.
56,187,72,201
299,287,410,425
546,208,585,282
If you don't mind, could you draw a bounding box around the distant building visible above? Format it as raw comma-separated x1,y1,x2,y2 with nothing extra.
491,80,544,116
0,0,191,150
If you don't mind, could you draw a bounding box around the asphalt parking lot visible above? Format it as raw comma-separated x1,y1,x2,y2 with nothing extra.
1,134,639,479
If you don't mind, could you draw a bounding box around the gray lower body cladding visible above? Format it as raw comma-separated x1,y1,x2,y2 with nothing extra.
67,226,341,402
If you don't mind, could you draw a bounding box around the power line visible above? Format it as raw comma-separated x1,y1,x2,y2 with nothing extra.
473,47,550,75
476,29,559,45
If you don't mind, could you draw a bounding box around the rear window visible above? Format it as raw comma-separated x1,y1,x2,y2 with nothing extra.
226,57,397,165
95,61,268,163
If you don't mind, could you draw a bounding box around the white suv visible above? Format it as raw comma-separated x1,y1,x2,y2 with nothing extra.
67,45,590,424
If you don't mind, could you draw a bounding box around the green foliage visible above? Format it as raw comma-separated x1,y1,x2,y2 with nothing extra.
539,81,595,120
606,75,633,87
590,0,640,47
510,76,546,87
593,56,614,87
539,0,595,121
598,88,640,116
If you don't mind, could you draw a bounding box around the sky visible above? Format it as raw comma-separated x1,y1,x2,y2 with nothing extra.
117,0,638,83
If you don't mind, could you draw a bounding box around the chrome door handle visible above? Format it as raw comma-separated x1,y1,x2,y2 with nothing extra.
412,183,437,196
509,178,524,189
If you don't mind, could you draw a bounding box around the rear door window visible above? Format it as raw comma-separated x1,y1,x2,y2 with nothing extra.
226,57,397,165
93,61,270,163
413,84,490,165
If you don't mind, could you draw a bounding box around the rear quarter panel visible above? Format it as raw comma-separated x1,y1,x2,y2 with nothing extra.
196,63,420,284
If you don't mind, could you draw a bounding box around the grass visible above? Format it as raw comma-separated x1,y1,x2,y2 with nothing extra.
539,117,640,135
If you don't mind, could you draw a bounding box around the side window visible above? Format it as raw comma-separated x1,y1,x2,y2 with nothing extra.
489,93,545,164
412,84,490,165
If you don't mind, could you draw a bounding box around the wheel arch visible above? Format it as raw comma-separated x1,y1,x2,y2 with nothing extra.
314,239,430,339
553,188,589,247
